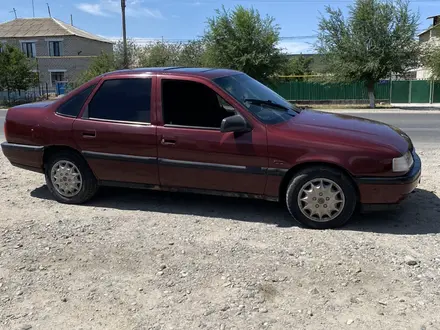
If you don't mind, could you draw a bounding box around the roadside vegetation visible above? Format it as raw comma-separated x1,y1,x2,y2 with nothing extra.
76,0,422,109
0,44,37,104
315,0,420,108
0,0,433,108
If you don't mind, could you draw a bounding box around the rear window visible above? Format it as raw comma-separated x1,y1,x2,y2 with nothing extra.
56,84,96,117
87,78,152,123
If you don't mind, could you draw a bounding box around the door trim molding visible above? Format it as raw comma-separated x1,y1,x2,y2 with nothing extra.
82,150,289,176
82,151,157,164
158,158,267,175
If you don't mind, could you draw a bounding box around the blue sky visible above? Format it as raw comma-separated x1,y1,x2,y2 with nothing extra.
1,0,440,53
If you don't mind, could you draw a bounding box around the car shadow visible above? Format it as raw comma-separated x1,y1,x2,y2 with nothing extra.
31,185,294,228
30,186,440,234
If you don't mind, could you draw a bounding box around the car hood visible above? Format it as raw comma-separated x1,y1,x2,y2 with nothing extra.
279,109,412,154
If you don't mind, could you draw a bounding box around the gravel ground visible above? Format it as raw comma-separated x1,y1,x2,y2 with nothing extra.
1,148,440,330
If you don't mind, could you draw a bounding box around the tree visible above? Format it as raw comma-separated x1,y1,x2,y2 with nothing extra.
178,40,207,67
316,0,419,108
204,6,286,82
114,39,139,69
75,52,115,86
420,36,440,79
0,44,36,101
281,54,313,80
138,41,181,67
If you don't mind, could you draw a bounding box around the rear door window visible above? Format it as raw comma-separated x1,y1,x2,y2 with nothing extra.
56,84,96,117
87,78,152,123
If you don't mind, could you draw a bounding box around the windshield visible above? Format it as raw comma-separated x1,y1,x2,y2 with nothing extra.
213,73,299,124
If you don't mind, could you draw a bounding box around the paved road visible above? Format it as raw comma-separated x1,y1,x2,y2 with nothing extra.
0,110,5,140
343,112,440,148
0,109,439,147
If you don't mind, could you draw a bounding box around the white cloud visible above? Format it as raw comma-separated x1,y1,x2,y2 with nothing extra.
77,0,163,18
131,7,163,19
278,41,314,54
77,3,109,16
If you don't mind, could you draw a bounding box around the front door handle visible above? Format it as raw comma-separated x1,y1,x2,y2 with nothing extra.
161,138,176,146
82,130,96,138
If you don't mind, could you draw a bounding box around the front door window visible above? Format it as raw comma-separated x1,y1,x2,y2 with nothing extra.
162,79,235,129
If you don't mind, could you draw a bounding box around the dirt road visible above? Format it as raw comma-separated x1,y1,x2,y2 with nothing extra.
1,149,440,330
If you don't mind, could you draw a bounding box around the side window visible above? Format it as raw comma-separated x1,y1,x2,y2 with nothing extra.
162,79,235,129
56,84,96,117
88,78,152,123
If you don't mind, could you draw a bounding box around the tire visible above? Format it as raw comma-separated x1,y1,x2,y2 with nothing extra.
44,151,98,204
285,166,357,229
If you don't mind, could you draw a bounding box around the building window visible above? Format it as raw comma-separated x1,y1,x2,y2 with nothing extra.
0,41,5,53
50,71,66,86
21,41,36,58
48,41,63,56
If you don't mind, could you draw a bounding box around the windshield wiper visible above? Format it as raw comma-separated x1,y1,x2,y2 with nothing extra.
243,98,295,112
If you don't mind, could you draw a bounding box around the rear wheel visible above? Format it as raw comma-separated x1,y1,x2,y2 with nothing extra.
285,166,357,229
44,151,98,204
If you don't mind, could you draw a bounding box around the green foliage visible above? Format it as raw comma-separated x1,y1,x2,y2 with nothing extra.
281,55,313,80
178,40,208,67
204,5,286,82
76,52,115,85
137,40,210,68
138,41,182,67
420,35,440,79
75,6,287,86
0,44,36,98
316,0,419,107
114,39,140,69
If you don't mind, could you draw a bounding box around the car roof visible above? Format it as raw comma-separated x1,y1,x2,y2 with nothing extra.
103,67,241,79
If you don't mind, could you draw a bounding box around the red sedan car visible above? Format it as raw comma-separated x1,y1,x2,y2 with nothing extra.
1,67,421,228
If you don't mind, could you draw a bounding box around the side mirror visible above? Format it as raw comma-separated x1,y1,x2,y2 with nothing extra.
221,115,251,133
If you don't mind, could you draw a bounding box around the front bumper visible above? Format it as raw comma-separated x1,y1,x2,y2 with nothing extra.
355,151,421,205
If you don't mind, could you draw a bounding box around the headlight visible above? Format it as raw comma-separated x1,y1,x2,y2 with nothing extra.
392,152,413,173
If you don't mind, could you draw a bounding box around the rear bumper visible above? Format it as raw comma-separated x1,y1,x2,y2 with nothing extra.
1,142,44,173
355,151,421,205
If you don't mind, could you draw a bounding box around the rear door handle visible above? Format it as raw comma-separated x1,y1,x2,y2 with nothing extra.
161,138,176,146
82,130,96,138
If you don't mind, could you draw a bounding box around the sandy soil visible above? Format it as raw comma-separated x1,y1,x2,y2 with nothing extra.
0,148,440,330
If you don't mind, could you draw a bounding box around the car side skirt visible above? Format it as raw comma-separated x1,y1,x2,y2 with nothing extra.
99,180,280,202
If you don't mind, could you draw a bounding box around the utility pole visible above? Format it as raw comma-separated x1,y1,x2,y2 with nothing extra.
32,0,35,17
11,8,17,19
121,0,128,69
70,14,73,26
46,3,51,18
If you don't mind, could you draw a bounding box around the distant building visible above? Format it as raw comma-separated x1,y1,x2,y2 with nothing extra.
419,15,440,43
417,15,440,79
0,18,113,89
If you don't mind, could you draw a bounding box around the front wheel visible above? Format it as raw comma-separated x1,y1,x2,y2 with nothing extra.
44,151,98,204
285,166,357,229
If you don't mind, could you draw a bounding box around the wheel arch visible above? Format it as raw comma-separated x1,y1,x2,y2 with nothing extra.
278,161,360,204
42,145,94,174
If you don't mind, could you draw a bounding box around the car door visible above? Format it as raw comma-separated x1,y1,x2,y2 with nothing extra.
156,75,268,195
72,75,159,186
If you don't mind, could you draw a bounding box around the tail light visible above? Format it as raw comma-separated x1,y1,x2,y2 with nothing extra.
3,120,7,140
